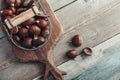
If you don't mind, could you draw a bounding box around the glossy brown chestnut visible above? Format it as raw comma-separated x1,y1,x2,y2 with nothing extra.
36,19,48,29
66,49,78,59
23,37,32,48
11,26,19,35
15,0,22,7
33,36,45,47
1,9,13,16
19,27,29,38
72,34,83,47
24,18,35,26
41,29,50,38
6,0,15,6
9,7,16,14
83,47,92,56
13,35,21,43
29,25,41,35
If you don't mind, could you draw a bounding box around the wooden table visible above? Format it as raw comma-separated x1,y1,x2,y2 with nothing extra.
1,0,120,80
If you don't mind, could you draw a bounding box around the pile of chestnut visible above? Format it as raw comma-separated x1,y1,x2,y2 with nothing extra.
1,0,34,20
0,0,50,49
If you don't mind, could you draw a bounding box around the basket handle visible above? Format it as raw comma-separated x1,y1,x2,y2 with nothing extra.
5,5,43,29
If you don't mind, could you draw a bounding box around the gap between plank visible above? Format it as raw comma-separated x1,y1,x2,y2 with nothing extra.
54,0,78,12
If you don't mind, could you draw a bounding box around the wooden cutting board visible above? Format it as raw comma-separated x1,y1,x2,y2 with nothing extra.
1,0,66,80
11,0,63,63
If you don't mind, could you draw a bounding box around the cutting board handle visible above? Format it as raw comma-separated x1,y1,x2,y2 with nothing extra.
43,60,64,80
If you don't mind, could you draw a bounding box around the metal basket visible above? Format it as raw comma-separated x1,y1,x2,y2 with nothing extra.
0,0,52,51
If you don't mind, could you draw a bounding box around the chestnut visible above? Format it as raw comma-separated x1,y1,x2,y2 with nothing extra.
41,29,50,38
15,0,22,7
33,36,45,47
36,16,48,21
19,27,29,38
24,17,35,26
23,37,32,48
1,9,13,16
6,0,15,6
4,15,12,19
83,47,92,56
36,19,48,29
66,49,78,59
9,7,16,14
11,26,19,34
29,25,41,35
16,8,26,14
13,35,21,43
72,34,83,47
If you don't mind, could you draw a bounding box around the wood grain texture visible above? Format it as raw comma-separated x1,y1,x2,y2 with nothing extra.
0,0,120,80
74,35,120,80
57,33,120,80
53,0,120,65
35,0,120,79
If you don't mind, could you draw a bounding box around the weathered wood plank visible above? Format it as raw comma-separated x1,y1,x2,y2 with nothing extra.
47,0,77,11
53,0,120,65
74,35,120,80
34,33,120,80
55,0,117,33
1,0,120,80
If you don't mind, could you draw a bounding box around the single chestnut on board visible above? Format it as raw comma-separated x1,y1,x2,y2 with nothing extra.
72,34,83,47
66,49,78,59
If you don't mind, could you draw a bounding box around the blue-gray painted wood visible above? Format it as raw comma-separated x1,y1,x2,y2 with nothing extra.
0,30,4,39
75,43,120,80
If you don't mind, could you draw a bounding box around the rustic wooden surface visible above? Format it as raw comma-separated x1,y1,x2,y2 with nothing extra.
1,0,120,80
